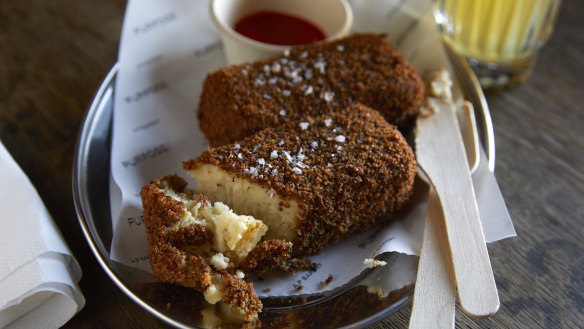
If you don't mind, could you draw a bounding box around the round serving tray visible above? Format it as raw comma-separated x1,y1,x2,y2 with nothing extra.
73,50,494,328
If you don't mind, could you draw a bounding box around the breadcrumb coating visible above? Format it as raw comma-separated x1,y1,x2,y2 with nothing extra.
197,33,424,147
239,240,293,275
141,178,213,292
142,103,416,320
185,104,417,255
141,176,264,320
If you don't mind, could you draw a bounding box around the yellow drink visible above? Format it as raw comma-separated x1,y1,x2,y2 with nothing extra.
433,0,561,88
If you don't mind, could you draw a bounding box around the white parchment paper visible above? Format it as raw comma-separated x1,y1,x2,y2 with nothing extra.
110,0,515,298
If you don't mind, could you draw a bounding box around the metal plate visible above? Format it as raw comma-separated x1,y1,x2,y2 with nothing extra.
73,60,494,328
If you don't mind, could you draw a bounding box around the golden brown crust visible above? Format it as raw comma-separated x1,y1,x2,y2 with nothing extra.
141,175,214,291
219,270,263,321
197,33,424,147
185,104,417,255
141,175,264,319
239,240,293,276
143,98,417,320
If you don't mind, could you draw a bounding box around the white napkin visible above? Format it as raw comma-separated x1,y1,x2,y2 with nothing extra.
0,141,85,329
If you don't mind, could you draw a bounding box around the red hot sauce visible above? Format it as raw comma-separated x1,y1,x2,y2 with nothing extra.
234,11,326,46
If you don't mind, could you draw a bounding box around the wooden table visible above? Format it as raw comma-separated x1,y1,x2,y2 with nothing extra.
1,0,582,328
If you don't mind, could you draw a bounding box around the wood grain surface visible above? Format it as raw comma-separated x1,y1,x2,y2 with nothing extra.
416,96,499,318
1,0,582,328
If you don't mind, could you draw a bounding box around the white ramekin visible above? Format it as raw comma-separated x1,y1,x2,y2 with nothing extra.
210,0,353,65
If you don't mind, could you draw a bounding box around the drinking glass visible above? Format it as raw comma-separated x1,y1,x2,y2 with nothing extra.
433,0,561,89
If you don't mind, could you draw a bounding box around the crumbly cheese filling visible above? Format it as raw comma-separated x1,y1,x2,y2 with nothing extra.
428,69,453,100
363,258,387,268
163,189,267,264
203,274,251,322
209,252,230,270
188,164,302,243
204,274,226,304
197,202,267,262
158,173,296,319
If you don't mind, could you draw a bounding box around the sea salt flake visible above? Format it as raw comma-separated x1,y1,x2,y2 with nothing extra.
314,60,327,73
304,86,313,95
289,69,302,83
244,167,258,176
272,62,281,73
324,118,333,127
270,150,278,158
279,140,285,146
311,141,318,148
292,167,302,175
268,77,278,85
324,91,334,102
299,122,309,130
282,90,291,96
283,151,292,162
337,45,345,52
304,69,313,80
279,109,287,116
257,158,266,166
297,148,306,161
234,144,240,149
238,153,243,159
300,51,308,59
283,49,290,57
262,94,271,99
335,135,346,143
271,169,278,175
